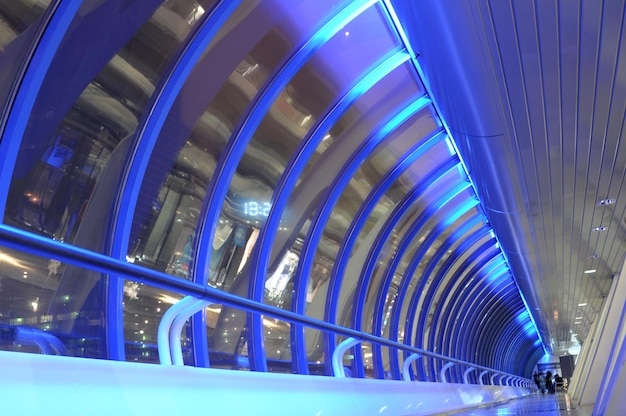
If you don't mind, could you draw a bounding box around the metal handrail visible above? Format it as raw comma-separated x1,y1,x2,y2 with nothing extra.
0,224,531,384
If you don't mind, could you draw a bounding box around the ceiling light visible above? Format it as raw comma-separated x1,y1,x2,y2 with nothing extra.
584,269,597,274
578,303,587,306
597,198,616,206
593,226,607,232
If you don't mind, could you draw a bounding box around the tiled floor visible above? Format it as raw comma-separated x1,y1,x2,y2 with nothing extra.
447,392,590,415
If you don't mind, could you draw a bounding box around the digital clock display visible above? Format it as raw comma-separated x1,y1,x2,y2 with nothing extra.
243,201,271,217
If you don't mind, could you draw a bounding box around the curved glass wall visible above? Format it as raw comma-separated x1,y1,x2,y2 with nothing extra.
0,0,544,381
0,0,53,121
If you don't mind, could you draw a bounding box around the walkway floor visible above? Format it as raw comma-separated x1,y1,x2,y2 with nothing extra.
446,392,590,415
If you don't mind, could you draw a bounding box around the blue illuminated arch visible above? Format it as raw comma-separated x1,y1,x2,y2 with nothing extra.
478,299,524,370
464,284,517,369
436,250,501,348
321,130,447,372
410,223,490,357
386,216,486,379
188,0,381,372
370,193,477,378
437,255,509,370
235,49,411,374
438,270,509,362
459,274,513,362
346,157,459,377
403,242,499,381
406,236,499,379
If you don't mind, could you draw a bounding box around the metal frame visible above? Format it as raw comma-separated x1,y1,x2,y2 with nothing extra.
370,190,476,378
348,157,460,377
248,50,411,375
324,130,446,371
108,0,242,364
0,0,545,387
184,0,381,373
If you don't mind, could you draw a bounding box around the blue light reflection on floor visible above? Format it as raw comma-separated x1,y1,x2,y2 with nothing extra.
448,393,590,415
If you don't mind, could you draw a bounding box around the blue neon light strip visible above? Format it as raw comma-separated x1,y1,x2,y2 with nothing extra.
323,130,445,362
367,186,473,378
424,247,508,364
238,49,411,374
388,218,485,378
289,93,431,377
336,156,459,376
381,0,547,354
107,0,242,363
0,0,82,218
185,0,380,372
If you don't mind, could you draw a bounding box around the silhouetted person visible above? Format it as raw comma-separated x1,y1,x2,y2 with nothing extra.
546,371,554,394
538,371,546,393
554,373,563,391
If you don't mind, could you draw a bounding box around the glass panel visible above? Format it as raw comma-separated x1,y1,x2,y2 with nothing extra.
313,106,439,322
4,0,224,362
0,246,106,358
361,341,374,378
360,174,469,335
264,318,291,373
278,64,423,318
128,0,364,367
124,285,185,363
0,1,53,119
129,0,344,277
5,0,219,245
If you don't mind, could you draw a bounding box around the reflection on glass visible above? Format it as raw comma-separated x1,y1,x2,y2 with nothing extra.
7,0,217,244
124,285,184,363
0,1,52,118
4,0,222,363
0,247,105,358
127,0,349,367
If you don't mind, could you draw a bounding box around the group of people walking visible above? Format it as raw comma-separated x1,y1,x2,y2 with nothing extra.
533,370,563,394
